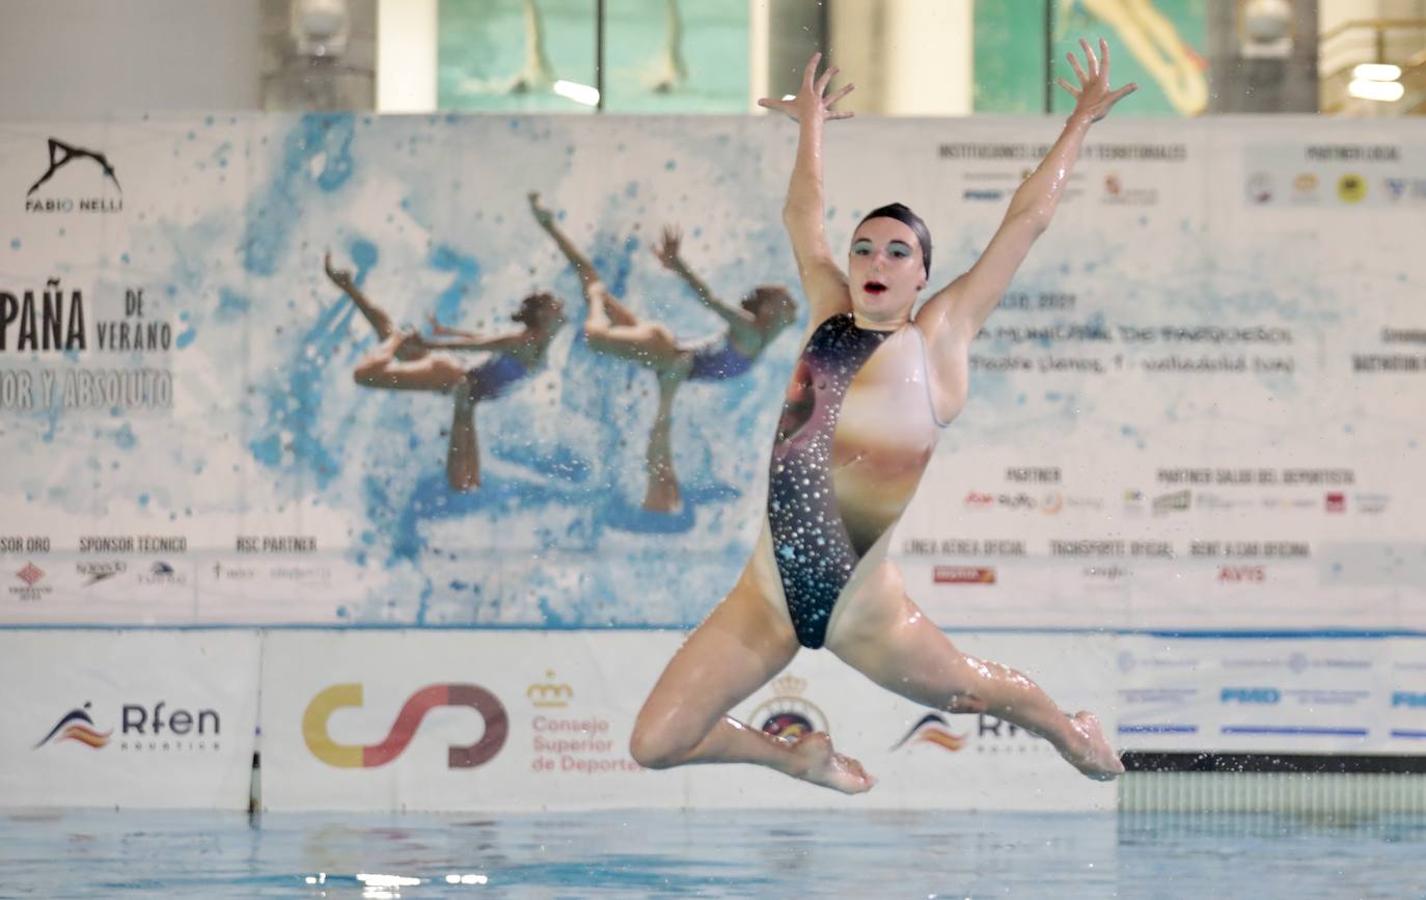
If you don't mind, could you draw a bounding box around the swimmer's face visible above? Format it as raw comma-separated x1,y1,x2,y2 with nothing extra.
849,217,925,324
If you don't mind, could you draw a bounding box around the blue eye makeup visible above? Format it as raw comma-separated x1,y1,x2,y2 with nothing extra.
888,241,912,258
851,239,873,255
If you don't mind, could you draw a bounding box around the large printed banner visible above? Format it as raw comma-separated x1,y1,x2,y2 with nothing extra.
0,631,260,809
0,115,1423,631
259,629,1116,812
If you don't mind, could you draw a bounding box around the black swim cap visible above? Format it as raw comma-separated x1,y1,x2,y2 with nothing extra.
857,203,932,279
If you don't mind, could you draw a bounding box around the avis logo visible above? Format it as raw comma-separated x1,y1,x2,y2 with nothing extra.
34,702,112,749
1218,565,1265,583
1221,687,1281,704
303,683,508,768
891,712,966,752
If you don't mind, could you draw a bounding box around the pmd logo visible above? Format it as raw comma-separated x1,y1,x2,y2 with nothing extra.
303,683,508,768
1221,687,1281,704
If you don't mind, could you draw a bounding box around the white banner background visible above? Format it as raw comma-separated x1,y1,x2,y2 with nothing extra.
259,630,1117,812
0,115,1421,631
0,630,259,809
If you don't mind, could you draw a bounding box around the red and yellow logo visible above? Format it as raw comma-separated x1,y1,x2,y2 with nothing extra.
303,683,508,768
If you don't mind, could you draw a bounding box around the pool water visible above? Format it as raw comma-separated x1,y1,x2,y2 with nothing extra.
2,809,1422,897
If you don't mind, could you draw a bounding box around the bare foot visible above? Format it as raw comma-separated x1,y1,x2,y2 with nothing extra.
788,732,876,794
1060,711,1125,781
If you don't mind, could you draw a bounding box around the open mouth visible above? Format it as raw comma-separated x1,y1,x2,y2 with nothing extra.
863,281,887,295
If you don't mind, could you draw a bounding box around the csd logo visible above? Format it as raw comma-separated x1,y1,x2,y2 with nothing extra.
303,683,508,768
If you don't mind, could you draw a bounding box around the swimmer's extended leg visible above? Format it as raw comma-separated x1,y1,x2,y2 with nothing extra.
829,587,1124,781
630,573,876,794
583,284,686,369
325,252,397,340
352,330,468,392
640,374,682,512
446,377,480,491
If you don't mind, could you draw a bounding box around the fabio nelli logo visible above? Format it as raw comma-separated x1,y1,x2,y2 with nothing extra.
25,138,122,214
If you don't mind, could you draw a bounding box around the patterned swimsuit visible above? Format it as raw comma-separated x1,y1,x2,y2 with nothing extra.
767,313,947,648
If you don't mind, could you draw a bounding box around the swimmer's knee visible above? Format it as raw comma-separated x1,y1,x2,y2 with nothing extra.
628,727,672,770
628,722,690,770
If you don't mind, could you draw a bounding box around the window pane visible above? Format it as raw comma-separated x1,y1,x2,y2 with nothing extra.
603,0,750,113
438,0,598,112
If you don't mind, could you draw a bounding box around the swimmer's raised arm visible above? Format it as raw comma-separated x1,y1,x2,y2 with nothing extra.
529,192,603,290
759,52,855,324
652,225,752,328
917,38,1136,346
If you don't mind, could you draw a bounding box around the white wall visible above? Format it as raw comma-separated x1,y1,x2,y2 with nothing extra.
830,0,973,116
0,0,263,119
376,0,436,112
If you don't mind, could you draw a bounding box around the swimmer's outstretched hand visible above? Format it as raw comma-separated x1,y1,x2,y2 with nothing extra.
652,225,683,270
426,312,455,337
757,51,855,123
1057,38,1137,123
323,251,355,289
527,191,555,229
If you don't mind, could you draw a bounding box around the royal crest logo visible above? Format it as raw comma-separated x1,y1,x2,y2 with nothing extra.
527,670,573,708
748,675,828,740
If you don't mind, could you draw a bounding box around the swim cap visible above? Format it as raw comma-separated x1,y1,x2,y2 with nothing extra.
857,203,932,279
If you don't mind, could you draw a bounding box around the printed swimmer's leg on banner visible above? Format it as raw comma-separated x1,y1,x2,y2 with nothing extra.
511,0,556,94
649,0,689,93
640,373,683,512
530,190,695,510
324,252,403,345
446,377,482,491
350,329,468,392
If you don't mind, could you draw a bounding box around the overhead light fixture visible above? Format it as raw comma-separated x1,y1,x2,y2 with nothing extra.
553,80,600,107
1347,79,1405,102
1352,63,1402,82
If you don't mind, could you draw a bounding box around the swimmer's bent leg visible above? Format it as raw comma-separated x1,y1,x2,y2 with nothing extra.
630,572,875,794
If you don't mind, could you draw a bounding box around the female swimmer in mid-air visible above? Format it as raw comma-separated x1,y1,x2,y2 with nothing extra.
630,42,1137,792
323,252,566,491
528,192,797,512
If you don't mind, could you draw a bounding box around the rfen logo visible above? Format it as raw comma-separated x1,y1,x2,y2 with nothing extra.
303,683,508,769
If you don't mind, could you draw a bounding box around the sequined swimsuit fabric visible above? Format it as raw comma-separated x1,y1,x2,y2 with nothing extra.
767,313,894,648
